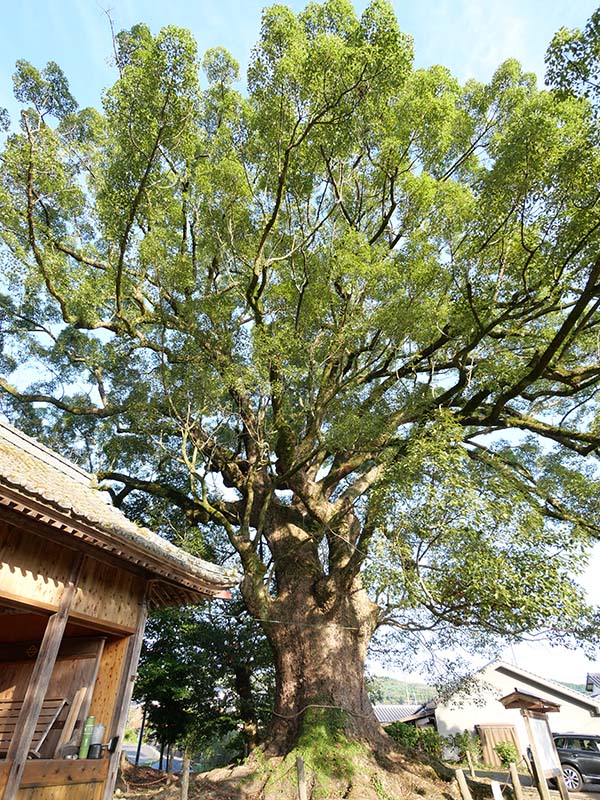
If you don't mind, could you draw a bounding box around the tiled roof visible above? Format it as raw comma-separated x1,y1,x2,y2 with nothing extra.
587,673,600,692
0,420,239,601
373,704,430,724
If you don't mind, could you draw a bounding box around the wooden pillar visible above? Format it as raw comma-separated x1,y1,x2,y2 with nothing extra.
80,638,106,727
521,713,551,800
3,553,84,800
455,768,473,800
101,594,148,800
509,762,524,800
555,769,570,800
296,756,307,800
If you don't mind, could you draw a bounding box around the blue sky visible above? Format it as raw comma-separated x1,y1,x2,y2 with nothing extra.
0,0,598,119
1,0,599,685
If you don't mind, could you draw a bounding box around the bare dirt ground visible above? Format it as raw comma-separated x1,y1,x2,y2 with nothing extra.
113,755,600,799
112,749,488,800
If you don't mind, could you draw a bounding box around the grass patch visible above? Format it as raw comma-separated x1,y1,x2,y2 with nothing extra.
296,707,366,782
256,708,369,798
371,773,398,800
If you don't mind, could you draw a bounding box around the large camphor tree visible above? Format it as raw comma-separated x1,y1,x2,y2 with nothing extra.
2,0,600,773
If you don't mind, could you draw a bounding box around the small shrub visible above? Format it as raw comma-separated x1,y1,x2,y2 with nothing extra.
387,722,419,749
448,729,482,765
416,726,444,759
123,727,138,744
194,729,245,771
386,722,444,759
494,740,519,768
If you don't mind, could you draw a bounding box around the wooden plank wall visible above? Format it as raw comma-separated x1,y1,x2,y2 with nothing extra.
0,638,107,758
0,640,104,753
0,655,97,702
88,638,131,735
4,760,106,800
476,724,520,767
0,524,73,613
15,759,108,800
0,664,32,704
16,787,99,800
18,760,108,787
71,561,144,633
0,523,144,633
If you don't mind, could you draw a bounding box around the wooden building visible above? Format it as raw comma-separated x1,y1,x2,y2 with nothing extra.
0,421,238,800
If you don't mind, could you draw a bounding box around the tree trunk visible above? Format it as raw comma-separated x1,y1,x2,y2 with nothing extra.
245,550,384,754
234,663,259,753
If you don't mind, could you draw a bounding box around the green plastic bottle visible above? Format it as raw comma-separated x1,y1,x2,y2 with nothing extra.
78,715,95,759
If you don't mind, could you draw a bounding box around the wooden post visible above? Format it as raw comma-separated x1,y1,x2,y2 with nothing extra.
555,771,570,800
509,762,524,800
3,553,84,800
180,751,191,800
491,781,503,799
53,685,87,757
455,768,473,800
296,755,307,800
101,595,148,800
79,637,106,728
465,749,476,778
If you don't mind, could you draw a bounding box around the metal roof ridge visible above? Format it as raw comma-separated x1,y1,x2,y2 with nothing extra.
493,659,600,709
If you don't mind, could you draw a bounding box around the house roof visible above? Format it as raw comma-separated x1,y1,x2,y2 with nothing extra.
492,661,600,716
373,703,431,724
0,420,239,606
432,660,600,717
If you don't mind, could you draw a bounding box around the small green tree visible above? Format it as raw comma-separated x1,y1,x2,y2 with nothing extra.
135,599,274,759
386,723,444,759
386,722,419,750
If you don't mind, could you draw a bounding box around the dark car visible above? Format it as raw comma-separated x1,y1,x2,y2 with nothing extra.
552,734,600,792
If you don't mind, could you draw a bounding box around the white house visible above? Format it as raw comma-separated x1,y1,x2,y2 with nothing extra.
432,660,600,763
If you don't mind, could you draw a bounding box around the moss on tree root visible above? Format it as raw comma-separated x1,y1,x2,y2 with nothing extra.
191,730,465,800
118,711,494,800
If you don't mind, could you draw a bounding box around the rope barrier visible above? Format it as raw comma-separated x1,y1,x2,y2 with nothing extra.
271,702,374,720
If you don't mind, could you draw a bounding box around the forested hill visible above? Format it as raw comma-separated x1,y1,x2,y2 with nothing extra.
368,676,436,704
560,682,587,694
369,676,589,704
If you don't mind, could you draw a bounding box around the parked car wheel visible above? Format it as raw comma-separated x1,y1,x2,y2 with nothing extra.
562,765,583,792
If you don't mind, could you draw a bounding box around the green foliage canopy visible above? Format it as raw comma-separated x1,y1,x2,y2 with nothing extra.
546,8,600,107
1,0,600,676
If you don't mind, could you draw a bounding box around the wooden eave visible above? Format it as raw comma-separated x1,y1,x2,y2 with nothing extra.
0,483,234,607
499,688,561,714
